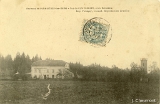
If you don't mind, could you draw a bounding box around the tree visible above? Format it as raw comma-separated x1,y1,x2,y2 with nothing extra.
4,55,13,77
13,52,32,80
130,62,145,82
0,55,5,70
26,55,32,73
69,62,83,79
13,52,21,73
4,55,13,70
148,62,160,82
32,54,42,63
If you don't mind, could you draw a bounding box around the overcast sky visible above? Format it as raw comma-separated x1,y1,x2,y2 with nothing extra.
0,0,160,69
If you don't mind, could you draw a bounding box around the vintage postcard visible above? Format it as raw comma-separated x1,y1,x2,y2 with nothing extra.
0,0,159,104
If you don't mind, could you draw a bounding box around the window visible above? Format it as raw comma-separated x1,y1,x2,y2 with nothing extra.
143,63,144,66
47,75,49,78
47,69,49,73
52,75,54,78
52,69,54,73
39,69,41,73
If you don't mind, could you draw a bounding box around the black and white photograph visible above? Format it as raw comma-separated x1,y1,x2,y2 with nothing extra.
0,0,159,104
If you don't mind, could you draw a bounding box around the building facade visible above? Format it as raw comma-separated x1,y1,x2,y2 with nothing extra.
31,60,73,79
141,58,147,73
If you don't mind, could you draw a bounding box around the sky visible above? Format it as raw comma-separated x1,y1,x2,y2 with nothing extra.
0,0,160,69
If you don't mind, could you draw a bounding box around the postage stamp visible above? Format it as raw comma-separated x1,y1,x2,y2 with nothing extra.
80,17,112,46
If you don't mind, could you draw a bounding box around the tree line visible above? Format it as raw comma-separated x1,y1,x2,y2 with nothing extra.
69,62,159,82
0,52,42,80
0,52,159,82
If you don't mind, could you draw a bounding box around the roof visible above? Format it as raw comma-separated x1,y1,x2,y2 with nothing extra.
32,60,66,66
141,58,147,61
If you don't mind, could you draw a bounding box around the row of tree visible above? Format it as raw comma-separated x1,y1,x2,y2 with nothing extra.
69,62,159,82
0,52,42,79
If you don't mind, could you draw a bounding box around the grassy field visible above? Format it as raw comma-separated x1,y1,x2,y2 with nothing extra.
0,80,159,104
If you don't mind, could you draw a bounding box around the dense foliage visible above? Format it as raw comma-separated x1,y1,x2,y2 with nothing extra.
0,52,42,80
0,53,159,82
69,62,159,82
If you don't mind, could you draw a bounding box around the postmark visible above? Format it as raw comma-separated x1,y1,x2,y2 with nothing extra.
81,17,112,46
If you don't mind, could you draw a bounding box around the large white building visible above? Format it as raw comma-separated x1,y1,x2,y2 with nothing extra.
31,60,73,79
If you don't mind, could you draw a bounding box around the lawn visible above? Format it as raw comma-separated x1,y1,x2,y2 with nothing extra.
0,80,159,104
